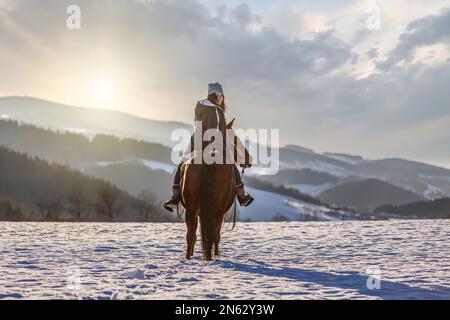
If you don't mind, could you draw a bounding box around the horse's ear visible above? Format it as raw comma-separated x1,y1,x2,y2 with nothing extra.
226,118,235,129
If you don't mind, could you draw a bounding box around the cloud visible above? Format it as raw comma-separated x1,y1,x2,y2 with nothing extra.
0,0,449,167
376,8,450,70
366,48,378,59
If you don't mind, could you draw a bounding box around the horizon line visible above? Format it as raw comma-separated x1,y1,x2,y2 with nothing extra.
1,94,449,171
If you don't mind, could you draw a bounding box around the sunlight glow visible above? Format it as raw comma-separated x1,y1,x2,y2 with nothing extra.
88,76,117,109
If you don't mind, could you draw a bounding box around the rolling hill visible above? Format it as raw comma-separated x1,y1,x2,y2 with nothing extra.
0,96,191,147
2,96,450,218
318,178,426,210
0,146,169,222
375,198,450,219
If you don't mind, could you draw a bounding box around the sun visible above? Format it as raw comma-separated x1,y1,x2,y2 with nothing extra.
88,76,117,109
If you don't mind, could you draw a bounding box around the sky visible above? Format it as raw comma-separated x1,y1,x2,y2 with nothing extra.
0,0,449,168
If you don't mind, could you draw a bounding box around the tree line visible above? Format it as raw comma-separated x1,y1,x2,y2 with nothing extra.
0,119,172,165
0,146,173,222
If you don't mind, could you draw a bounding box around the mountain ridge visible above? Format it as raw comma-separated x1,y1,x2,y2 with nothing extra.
0,96,190,128
2,96,449,172
2,96,450,204
318,178,426,210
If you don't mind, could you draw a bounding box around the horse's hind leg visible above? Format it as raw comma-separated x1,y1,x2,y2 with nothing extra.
189,214,198,258
185,210,198,259
214,223,222,257
214,233,221,257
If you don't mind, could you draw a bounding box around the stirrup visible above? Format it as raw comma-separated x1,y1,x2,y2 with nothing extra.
163,198,179,212
237,194,254,207
163,184,180,212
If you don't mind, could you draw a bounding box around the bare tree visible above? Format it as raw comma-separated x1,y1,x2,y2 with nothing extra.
67,186,89,221
132,190,159,221
36,197,63,221
0,200,24,221
95,184,123,221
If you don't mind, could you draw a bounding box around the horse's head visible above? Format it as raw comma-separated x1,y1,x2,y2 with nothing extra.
238,142,252,169
227,118,252,169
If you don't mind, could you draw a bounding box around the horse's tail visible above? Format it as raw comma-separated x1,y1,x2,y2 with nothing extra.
199,163,217,261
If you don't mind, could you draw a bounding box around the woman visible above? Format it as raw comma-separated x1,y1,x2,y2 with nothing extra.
163,82,254,212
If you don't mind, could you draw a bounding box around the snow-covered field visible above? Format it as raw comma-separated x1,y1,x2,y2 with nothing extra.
1,220,450,300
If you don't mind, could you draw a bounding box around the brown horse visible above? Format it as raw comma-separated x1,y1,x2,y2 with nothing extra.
179,120,251,260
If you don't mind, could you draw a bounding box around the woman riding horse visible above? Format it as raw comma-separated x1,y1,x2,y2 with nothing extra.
163,82,254,212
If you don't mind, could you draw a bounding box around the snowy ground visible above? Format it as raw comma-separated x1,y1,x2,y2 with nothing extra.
1,220,450,300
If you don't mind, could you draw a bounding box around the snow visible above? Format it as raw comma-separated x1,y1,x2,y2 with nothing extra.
322,153,364,165
63,127,88,133
286,183,335,197
245,166,281,176
423,183,445,199
63,127,94,136
138,159,176,174
94,158,175,174
1,220,449,300
238,187,343,221
278,160,350,177
94,160,123,167
284,200,340,221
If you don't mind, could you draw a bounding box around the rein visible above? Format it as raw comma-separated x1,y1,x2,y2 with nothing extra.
176,202,182,219
229,166,245,230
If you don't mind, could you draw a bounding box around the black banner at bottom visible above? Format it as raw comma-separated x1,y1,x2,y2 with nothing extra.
0,300,446,318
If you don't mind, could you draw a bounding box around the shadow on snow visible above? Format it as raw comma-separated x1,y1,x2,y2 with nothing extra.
215,260,450,299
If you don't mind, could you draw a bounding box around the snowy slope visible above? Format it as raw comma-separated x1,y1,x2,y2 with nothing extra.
275,145,450,200
238,187,344,221
80,160,344,221
286,183,336,197
322,152,365,165
93,158,175,174
1,221,449,300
